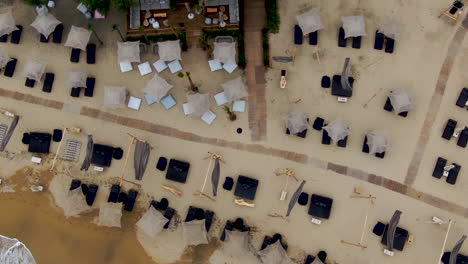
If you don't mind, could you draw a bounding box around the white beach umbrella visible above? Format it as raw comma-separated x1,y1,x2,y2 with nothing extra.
30,13,61,38
221,76,248,102
0,235,36,264
389,89,414,114
142,74,173,102
366,131,389,155
0,11,17,36
22,59,47,82
158,40,182,62
296,9,324,35
342,15,367,38
379,18,403,40
323,118,350,143
213,41,236,64
187,93,211,116
285,111,309,134
67,67,87,88
64,25,92,51
117,41,140,63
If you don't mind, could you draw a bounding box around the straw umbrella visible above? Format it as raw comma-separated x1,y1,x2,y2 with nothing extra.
22,58,47,82
30,13,61,38
367,132,389,155
341,15,367,38
221,77,249,102
0,11,17,36
187,93,211,116
0,48,10,69
285,111,309,134
379,18,403,40
142,74,173,103
64,25,92,51
296,9,324,35
389,89,415,114
117,41,141,63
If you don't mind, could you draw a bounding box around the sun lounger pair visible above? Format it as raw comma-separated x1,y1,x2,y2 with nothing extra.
362,136,385,158
383,97,408,117
304,251,327,264
321,123,347,147
70,44,96,64
27,132,51,154
220,218,250,241
338,27,361,49
455,88,468,108
294,25,319,45
432,157,461,184
374,31,394,53
70,77,95,97
261,234,288,251
111,188,138,211
185,206,215,232
3,58,17,78
286,118,309,138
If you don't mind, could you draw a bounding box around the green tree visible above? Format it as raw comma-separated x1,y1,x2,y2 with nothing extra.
22,0,46,6
88,23,104,45
111,0,134,13
112,24,125,41
81,0,111,15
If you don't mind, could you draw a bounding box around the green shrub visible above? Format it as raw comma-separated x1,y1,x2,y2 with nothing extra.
22,0,45,6
262,28,269,66
170,0,177,10
265,0,280,33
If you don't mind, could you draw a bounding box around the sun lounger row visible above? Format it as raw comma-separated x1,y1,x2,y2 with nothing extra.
442,119,468,147
294,25,318,46
338,27,361,49
0,25,22,44
2,57,56,92
432,157,461,184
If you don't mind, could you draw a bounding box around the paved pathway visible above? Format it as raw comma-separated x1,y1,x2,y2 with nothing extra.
243,0,267,141
405,18,468,186
1,88,468,219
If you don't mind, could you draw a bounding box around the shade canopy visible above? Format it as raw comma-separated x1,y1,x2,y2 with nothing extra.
97,203,123,228
389,89,414,114
49,174,91,218
387,210,402,251
0,11,17,36
213,41,236,64
367,131,389,155
67,68,87,89
22,59,47,82
64,26,92,51
183,219,208,246
187,93,211,116
0,49,11,69
285,111,309,135
223,230,250,254
342,15,366,38
158,40,182,62
258,241,295,264
379,19,403,40
324,118,350,143
0,235,36,264
450,235,467,264
30,13,61,38
221,77,248,102
117,41,140,63
134,139,150,181
296,9,324,35
142,74,173,103
103,86,128,109
136,206,169,238
286,180,305,217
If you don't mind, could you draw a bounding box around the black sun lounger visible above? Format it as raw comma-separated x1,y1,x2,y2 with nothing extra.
86,184,99,206
457,128,468,147
446,163,461,185
352,36,361,49
338,27,347,47
91,144,114,167
42,73,54,93
383,97,408,117
374,31,384,50
124,189,138,211
385,38,395,53
381,224,408,251
4,58,17,77
166,159,190,183
331,75,354,97
321,128,331,145
185,206,215,232
442,119,457,140
456,88,468,108
108,184,120,203
441,251,468,264
432,157,447,179
86,44,96,64
313,117,324,130
25,78,35,88
52,24,63,44
309,31,318,45
28,132,51,153
234,175,258,201
294,25,303,45
70,48,80,63
70,87,81,97
69,179,81,190
337,136,348,148
308,194,333,219
0,34,7,42
85,77,95,97
10,25,22,44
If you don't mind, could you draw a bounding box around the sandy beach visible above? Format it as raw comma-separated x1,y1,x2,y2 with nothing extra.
1,0,468,263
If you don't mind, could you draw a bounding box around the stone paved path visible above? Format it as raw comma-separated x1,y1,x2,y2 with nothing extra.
405,18,468,186
2,88,468,218
244,0,267,141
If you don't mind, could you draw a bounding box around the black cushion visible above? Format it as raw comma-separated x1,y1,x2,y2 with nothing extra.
91,144,113,167
385,38,395,54
432,157,447,179
22,133,30,144
234,175,259,200
81,183,88,195
86,43,96,64
156,157,168,171
163,208,175,229
0,34,7,42
321,76,330,88
10,25,22,44
185,206,197,222
442,119,457,140
313,117,324,130
298,192,308,206
441,252,468,264
28,132,51,153
446,164,461,185
25,78,35,88
52,129,63,142
372,221,385,236
455,88,468,108
374,31,384,50
457,128,468,147
112,147,123,160
322,128,331,145
42,73,54,93
69,179,81,191
166,159,190,183
204,210,215,232
261,236,273,250
308,194,333,219
294,25,303,45
40,34,49,43
337,136,348,148
86,184,99,206
384,97,393,112
4,58,17,78
108,184,120,203
317,251,327,262
381,224,408,251
118,192,128,203
223,177,234,190
158,198,169,210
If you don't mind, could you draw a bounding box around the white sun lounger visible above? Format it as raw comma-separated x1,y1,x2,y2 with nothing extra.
168,60,183,74
153,60,168,73
128,96,142,110
119,62,133,73
223,62,238,74
201,110,217,125
138,62,152,76
232,100,246,112
214,92,228,106
161,94,176,110
208,59,222,72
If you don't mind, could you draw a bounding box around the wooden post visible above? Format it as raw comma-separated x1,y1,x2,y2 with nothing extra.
359,198,372,245
50,128,67,171
340,240,367,249
438,219,453,264
119,135,136,186
363,88,383,108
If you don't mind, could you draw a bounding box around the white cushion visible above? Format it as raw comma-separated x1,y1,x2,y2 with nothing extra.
201,110,216,125
182,103,193,116
119,62,133,73
208,59,222,72
153,60,168,73
168,60,183,74
138,62,152,76
127,96,142,110
160,94,176,110
232,100,246,112
214,92,228,106
223,62,238,74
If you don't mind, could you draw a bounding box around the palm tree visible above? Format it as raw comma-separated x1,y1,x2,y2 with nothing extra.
88,23,104,46
112,24,125,41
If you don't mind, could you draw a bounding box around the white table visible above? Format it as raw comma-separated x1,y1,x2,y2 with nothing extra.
153,60,168,73
214,92,228,106
119,62,133,73
223,62,238,74
138,62,152,76
168,60,183,74
208,59,222,72
127,96,142,110
161,94,176,110
232,100,246,112
201,110,217,125
182,103,194,116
